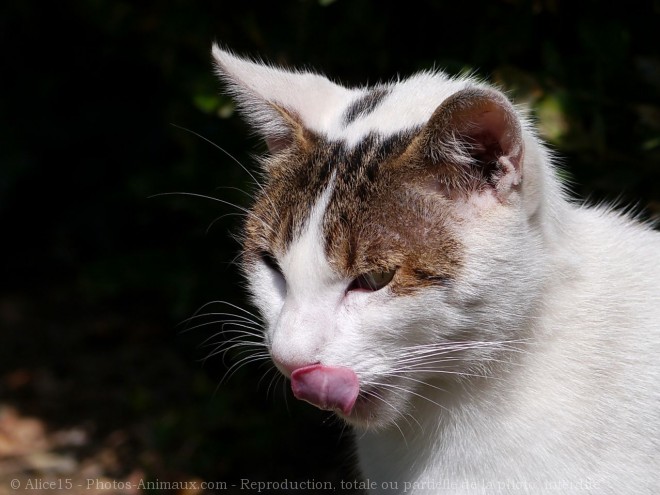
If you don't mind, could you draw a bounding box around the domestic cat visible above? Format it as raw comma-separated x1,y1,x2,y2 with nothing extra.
211,45,660,494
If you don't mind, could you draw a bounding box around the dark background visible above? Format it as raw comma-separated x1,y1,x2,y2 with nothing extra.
1,1,659,493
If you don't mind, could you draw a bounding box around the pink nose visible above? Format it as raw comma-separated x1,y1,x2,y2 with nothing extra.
290,364,359,415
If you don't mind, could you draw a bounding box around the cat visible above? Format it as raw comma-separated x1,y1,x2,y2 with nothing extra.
210,45,660,494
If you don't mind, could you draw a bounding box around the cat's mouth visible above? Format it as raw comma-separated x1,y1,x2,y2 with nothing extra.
290,364,360,415
289,365,388,425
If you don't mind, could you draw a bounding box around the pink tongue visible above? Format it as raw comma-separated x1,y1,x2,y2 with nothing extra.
290,365,359,415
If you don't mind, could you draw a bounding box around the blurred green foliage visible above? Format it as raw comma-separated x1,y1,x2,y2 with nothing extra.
0,0,658,492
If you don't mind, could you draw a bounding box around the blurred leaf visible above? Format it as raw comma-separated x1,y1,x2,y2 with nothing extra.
192,93,221,114
536,94,569,143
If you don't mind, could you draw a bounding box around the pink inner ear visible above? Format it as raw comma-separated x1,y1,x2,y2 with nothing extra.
459,104,523,177
425,87,525,197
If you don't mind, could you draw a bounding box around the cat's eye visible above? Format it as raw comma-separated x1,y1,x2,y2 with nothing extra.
347,269,396,293
260,251,282,275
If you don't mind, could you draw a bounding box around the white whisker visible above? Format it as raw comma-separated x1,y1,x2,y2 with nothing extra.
150,191,278,237
169,123,266,195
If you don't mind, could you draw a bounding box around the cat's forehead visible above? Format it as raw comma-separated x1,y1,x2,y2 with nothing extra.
243,73,471,258
247,131,415,251
245,130,461,285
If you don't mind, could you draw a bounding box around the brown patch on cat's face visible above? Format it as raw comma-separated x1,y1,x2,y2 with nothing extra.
242,127,341,262
322,133,463,295
243,128,463,295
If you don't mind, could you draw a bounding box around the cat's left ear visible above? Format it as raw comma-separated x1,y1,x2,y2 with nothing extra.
421,87,524,199
212,44,349,154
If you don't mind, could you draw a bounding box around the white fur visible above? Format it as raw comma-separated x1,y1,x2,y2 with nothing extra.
340,73,471,147
213,45,474,148
214,46,660,494
265,182,351,373
212,46,360,144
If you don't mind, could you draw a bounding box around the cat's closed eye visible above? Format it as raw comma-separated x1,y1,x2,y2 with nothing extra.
347,269,396,293
259,251,282,276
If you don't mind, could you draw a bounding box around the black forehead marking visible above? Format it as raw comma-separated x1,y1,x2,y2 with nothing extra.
342,87,390,126
333,130,420,178
326,128,419,216
271,129,420,251
277,149,334,248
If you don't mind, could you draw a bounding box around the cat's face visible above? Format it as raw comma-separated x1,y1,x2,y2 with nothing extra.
214,46,548,429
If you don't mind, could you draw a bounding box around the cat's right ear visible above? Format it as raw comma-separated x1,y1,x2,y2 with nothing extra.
418,86,524,201
212,44,347,154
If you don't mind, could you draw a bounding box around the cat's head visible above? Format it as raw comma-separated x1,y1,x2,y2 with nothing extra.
212,46,552,429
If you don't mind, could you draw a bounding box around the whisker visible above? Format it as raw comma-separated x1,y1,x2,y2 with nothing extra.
384,374,451,393
169,125,284,227
219,352,272,383
392,340,533,366
281,374,291,413
214,341,268,358
206,339,268,360
361,388,419,438
180,311,259,326
150,191,278,237
169,123,265,195
206,211,248,235
365,380,450,414
261,366,281,399
198,300,263,323
185,320,263,340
